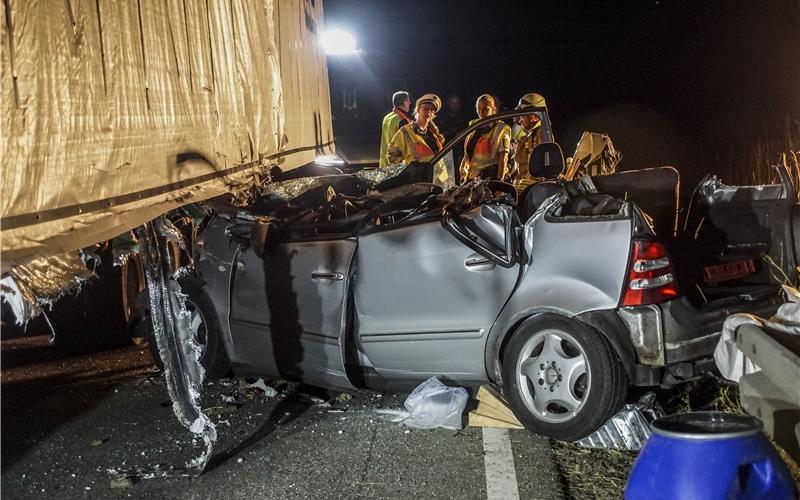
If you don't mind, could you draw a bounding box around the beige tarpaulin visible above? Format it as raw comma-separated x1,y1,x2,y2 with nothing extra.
1,0,334,269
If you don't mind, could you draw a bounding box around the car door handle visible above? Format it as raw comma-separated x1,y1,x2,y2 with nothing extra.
311,272,344,281
465,255,495,270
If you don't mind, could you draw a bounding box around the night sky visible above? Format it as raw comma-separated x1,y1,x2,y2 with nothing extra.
324,0,800,182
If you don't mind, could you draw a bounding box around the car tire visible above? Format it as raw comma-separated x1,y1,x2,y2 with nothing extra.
146,278,230,381
502,314,628,441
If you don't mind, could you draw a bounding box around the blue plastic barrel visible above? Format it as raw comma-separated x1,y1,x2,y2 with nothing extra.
625,412,798,500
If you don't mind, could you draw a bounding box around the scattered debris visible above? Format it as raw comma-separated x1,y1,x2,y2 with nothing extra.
244,379,278,397
468,385,524,430
90,438,110,447
335,393,354,403
110,477,133,489
139,376,164,387
297,390,329,405
221,394,244,407
205,405,240,417
576,393,663,450
377,376,468,430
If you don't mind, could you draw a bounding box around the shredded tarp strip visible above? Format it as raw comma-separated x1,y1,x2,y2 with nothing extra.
111,217,216,479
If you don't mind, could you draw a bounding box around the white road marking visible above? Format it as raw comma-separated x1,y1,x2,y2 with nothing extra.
482,427,521,500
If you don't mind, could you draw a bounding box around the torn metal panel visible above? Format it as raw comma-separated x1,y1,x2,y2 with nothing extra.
576,393,664,450
112,217,215,479
0,252,94,325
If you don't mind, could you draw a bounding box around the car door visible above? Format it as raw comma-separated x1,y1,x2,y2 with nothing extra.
354,204,521,383
683,165,798,290
228,234,356,390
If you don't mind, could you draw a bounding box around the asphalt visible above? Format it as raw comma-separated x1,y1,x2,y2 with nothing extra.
1,335,565,499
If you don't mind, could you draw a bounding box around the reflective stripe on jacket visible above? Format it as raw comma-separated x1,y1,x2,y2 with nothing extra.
387,123,438,165
379,109,412,167
462,122,511,179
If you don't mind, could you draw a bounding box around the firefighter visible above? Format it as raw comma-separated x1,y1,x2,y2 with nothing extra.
512,92,548,190
386,94,445,165
460,94,512,182
379,91,414,167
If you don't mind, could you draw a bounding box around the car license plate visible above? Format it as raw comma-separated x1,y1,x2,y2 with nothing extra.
703,259,756,283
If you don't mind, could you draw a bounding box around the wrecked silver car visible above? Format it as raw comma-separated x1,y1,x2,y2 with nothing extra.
173,109,798,441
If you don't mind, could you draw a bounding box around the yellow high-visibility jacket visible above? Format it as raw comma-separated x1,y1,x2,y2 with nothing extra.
461,121,511,180
386,123,440,165
379,109,413,167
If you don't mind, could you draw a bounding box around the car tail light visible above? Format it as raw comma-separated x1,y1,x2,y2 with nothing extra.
621,240,680,306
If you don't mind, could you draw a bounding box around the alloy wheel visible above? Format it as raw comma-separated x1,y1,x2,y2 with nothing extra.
515,328,590,423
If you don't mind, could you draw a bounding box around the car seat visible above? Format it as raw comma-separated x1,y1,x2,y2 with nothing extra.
519,142,565,219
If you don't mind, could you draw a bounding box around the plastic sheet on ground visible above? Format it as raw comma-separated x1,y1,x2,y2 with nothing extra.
575,392,664,450
377,376,468,430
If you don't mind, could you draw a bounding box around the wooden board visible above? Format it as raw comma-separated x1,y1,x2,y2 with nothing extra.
468,412,525,430
468,384,524,429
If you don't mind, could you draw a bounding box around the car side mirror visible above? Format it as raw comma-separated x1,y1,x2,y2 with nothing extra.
529,142,565,179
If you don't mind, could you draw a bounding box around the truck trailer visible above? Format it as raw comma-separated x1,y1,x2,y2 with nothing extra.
2,0,334,270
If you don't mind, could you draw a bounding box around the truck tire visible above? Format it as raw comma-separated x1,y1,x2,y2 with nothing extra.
146,278,230,381
502,314,628,441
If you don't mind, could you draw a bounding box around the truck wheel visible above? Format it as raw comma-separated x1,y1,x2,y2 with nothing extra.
146,278,230,381
502,314,627,441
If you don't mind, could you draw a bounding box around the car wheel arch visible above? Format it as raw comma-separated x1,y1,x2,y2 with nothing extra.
489,310,566,383
489,310,637,384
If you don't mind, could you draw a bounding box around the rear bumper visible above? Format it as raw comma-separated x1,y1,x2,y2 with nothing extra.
618,291,784,366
